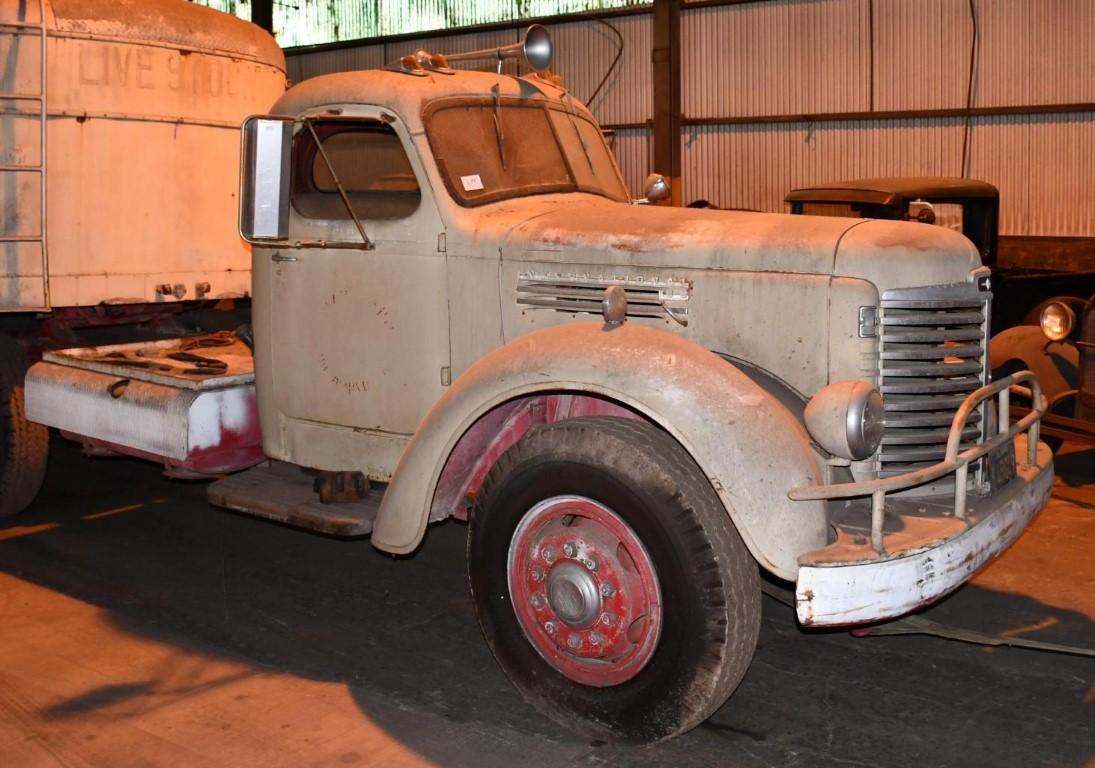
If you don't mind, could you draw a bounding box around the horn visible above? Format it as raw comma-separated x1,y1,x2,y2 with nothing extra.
440,24,553,73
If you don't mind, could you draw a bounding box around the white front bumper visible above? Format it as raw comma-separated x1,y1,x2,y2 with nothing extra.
795,453,1053,627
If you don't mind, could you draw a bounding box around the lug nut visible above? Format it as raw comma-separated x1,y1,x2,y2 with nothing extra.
544,621,556,635
530,593,546,609
600,612,614,625
567,634,581,649
529,566,544,582
600,583,616,598
590,631,605,646
541,545,556,564
584,557,598,571
563,543,577,558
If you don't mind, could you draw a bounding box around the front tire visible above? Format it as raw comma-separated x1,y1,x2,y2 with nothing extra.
468,416,759,743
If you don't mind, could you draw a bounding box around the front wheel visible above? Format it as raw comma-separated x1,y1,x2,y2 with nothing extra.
468,416,760,743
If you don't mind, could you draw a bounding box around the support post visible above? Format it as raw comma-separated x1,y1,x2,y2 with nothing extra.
652,0,682,206
252,0,274,34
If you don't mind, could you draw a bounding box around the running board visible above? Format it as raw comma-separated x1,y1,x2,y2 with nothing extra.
208,462,379,536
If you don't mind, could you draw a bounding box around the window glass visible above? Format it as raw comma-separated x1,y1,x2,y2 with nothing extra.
292,120,421,221
547,108,627,200
425,97,628,206
426,100,571,206
798,202,859,218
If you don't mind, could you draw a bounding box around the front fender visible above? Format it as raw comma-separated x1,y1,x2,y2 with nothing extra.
373,323,827,580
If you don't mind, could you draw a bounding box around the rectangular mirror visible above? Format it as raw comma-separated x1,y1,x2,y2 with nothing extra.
240,116,293,242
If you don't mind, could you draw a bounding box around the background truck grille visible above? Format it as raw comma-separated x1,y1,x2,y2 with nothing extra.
878,283,991,478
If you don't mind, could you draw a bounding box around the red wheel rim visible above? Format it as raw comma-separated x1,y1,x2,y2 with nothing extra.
507,495,662,687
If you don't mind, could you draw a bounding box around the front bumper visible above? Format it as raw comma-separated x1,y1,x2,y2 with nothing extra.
795,440,1052,626
789,371,1053,627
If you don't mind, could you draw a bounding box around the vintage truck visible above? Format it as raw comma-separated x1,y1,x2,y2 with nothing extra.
22,30,1053,742
0,0,286,512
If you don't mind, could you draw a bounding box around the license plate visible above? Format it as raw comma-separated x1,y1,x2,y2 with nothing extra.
987,439,1016,489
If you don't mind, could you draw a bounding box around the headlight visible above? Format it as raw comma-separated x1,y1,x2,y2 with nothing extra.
1040,301,1075,341
804,380,885,461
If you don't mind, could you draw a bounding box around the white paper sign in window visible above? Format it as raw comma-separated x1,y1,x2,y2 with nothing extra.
460,174,485,192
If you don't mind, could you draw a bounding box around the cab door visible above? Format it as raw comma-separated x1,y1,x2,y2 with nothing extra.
263,109,448,438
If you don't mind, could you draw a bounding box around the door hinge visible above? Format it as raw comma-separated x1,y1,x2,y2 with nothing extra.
437,232,447,253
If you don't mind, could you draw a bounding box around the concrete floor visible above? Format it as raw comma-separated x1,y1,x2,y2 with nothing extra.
0,438,1092,768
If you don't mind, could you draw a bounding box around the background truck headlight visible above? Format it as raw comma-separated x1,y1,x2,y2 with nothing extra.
1040,301,1075,341
804,380,885,461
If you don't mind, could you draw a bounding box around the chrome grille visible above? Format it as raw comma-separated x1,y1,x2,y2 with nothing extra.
878,283,991,477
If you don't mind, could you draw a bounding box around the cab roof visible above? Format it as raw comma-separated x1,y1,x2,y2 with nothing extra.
270,68,582,134
785,177,999,206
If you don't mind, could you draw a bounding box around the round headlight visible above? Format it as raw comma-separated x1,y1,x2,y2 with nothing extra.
1041,302,1075,341
804,380,885,461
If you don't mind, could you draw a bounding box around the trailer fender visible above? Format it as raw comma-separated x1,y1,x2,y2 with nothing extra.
373,323,826,581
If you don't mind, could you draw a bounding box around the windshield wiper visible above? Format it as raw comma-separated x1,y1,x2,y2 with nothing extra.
491,84,507,171
304,118,373,249
560,90,594,172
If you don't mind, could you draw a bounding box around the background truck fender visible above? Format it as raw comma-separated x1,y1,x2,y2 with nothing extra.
372,322,827,581
990,324,1079,403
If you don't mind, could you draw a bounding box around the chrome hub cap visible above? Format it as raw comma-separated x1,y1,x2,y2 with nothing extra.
546,561,601,627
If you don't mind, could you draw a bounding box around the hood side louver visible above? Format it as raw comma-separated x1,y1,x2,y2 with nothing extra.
516,273,691,324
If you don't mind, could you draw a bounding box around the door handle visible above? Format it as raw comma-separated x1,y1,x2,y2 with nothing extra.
271,252,298,263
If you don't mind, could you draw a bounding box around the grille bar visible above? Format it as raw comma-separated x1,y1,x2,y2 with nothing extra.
881,310,984,326
877,282,991,477
882,327,983,343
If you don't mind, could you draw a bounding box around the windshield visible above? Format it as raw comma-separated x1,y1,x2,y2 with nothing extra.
424,95,629,206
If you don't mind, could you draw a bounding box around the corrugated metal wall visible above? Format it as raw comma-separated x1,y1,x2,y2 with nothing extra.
283,0,1095,237
192,0,649,47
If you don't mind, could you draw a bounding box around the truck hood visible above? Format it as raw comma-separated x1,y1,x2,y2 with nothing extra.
491,195,981,288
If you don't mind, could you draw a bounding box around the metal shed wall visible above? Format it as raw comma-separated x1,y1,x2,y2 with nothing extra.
284,0,1095,237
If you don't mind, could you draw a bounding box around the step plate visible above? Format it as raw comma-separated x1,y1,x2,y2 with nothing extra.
208,462,379,537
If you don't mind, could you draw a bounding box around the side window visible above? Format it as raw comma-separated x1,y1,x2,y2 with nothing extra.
798,202,859,218
291,119,421,221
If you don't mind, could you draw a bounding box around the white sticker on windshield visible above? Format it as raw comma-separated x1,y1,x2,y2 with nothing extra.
460,174,484,192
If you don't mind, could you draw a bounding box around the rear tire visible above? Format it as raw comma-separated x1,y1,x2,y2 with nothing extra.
468,416,760,743
0,335,48,517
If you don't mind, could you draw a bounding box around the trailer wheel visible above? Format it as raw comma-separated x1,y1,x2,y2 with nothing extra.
468,416,760,743
0,335,48,517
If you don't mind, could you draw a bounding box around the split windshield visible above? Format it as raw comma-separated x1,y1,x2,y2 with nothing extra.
424,96,628,206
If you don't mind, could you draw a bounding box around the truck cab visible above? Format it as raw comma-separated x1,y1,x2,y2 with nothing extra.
25,33,1054,743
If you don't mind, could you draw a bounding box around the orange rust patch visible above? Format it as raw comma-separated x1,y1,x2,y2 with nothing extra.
800,515,967,566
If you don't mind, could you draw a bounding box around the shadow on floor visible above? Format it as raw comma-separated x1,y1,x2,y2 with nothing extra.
1,438,1092,767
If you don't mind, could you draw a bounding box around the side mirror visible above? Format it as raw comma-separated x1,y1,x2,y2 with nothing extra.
636,172,671,205
240,116,293,242
907,199,936,225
